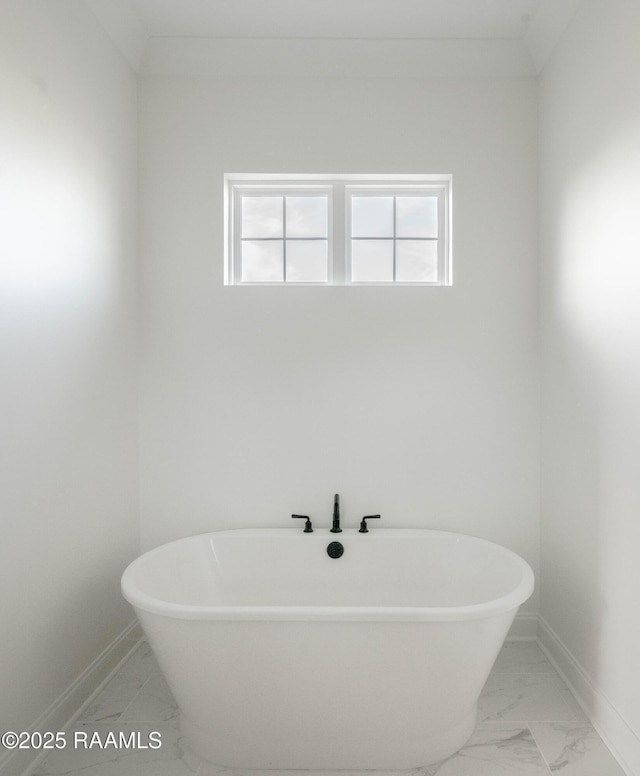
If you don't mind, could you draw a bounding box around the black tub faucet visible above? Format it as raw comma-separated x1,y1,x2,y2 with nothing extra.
330,493,342,533
292,514,313,532
359,514,380,533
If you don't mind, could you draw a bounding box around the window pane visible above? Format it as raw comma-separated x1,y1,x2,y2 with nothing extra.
286,197,328,238
286,240,328,282
396,240,438,282
351,196,393,238
396,197,438,238
241,241,283,282
351,240,394,282
241,196,283,238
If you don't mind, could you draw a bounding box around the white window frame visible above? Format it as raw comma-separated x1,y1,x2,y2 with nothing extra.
225,174,452,286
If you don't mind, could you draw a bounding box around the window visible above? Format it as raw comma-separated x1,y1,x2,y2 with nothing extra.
225,175,451,285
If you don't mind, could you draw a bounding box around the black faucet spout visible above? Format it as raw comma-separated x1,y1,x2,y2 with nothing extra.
330,493,342,533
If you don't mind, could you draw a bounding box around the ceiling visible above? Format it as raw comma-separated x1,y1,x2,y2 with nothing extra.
86,0,583,76
129,0,538,40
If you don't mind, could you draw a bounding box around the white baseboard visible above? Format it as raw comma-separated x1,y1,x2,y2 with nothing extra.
537,615,640,776
0,620,142,776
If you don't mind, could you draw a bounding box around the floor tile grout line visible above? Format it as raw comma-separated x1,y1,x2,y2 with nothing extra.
117,669,163,679
485,671,565,677
117,647,163,680
64,720,181,728
114,673,154,724
75,664,152,725
491,669,560,675
526,723,555,776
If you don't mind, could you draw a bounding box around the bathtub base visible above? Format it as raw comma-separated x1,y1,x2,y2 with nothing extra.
180,708,476,774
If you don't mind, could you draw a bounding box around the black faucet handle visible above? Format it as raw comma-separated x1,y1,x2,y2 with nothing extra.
359,514,380,533
292,514,313,532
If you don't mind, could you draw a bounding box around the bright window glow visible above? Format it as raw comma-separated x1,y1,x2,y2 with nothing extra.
225,175,451,286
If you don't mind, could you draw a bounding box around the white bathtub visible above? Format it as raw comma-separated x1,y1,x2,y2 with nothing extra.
122,528,534,773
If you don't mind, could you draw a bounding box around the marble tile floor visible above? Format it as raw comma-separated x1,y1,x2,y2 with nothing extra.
30,641,626,776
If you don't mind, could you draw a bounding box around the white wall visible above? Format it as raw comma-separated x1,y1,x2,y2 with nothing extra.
139,75,540,609
0,0,138,740
539,0,640,768
4,0,640,767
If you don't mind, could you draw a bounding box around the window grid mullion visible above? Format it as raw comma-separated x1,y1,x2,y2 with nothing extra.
282,196,287,283
392,196,397,282
332,184,345,284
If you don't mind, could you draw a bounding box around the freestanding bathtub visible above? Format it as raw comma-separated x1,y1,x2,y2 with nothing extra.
121,528,534,773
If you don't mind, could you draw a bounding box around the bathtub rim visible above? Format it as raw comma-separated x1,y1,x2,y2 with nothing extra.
121,527,534,623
